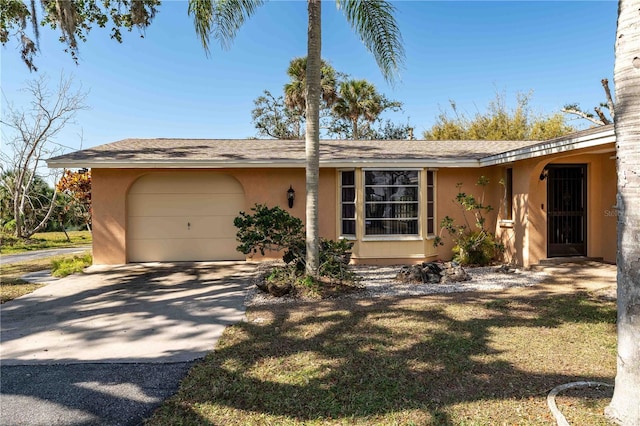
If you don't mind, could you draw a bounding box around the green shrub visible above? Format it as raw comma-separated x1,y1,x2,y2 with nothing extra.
453,231,504,266
434,177,504,266
234,204,305,262
51,253,92,277
235,204,358,296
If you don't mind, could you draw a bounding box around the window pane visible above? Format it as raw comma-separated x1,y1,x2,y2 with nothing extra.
342,219,356,235
427,171,434,185
365,220,418,235
342,187,355,202
342,170,355,186
366,202,418,219
342,204,355,218
365,187,418,202
364,170,420,236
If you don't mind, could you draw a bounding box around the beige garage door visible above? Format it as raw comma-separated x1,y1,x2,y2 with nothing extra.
127,172,245,262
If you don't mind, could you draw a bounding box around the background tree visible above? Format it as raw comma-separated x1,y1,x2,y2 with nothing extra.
0,73,88,238
56,168,92,232
562,78,615,126
423,91,575,140
605,0,640,423
330,79,402,139
251,56,338,139
284,56,338,119
369,119,414,140
0,169,55,235
1,0,160,72
251,90,304,139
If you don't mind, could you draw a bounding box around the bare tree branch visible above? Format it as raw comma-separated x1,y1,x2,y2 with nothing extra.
601,78,615,120
561,107,606,126
1,72,88,238
594,106,611,125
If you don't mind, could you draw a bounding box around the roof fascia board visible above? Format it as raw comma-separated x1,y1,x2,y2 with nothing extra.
480,128,616,166
47,158,482,169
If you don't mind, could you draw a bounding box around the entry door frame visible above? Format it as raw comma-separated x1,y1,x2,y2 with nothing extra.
546,164,588,258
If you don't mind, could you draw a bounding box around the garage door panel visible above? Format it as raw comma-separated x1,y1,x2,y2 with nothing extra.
128,216,239,240
129,194,245,217
129,173,243,194
127,173,245,262
128,238,244,262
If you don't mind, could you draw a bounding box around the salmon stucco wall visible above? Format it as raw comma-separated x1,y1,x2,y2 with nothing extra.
91,168,337,264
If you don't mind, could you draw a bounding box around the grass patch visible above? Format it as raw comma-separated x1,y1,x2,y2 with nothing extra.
1,257,55,303
1,230,92,254
147,290,617,425
51,253,92,277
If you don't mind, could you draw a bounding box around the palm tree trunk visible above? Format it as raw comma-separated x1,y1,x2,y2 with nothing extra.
605,0,640,424
304,0,321,276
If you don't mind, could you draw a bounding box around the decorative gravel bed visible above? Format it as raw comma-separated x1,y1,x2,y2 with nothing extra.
245,264,550,306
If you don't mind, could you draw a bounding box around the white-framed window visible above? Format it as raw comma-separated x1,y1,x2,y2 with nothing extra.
340,170,356,236
364,170,419,236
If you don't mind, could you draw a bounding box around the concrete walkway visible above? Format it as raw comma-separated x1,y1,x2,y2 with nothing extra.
1,261,257,425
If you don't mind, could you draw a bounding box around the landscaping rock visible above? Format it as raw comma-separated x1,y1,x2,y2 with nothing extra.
441,262,471,283
256,275,293,297
396,262,445,284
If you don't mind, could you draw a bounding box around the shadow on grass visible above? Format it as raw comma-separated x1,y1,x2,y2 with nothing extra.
150,285,617,425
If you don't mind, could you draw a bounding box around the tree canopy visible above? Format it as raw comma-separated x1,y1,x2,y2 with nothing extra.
1,0,160,71
423,91,575,141
251,57,408,140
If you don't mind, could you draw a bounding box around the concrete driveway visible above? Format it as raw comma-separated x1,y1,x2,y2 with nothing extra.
1,261,257,425
1,261,257,365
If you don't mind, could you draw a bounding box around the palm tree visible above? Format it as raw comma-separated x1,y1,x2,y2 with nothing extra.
605,0,640,423
284,56,338,119
189,0,404,275
332,79,400,139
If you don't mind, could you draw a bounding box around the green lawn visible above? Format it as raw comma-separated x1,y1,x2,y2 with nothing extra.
1,230,92,254
147,287,617,425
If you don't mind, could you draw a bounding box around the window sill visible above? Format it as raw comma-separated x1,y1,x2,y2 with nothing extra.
499,220,514,229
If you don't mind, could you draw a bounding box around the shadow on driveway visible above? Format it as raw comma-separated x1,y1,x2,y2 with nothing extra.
1,261,257,425
1,261,257,364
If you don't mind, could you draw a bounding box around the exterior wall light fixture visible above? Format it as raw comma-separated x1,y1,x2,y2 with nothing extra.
287,185,295,208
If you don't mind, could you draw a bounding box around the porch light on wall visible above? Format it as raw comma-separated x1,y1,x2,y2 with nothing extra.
539,168,549,181
287,185,295,208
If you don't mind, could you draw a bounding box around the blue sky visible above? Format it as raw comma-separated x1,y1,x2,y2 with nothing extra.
1,1,617,151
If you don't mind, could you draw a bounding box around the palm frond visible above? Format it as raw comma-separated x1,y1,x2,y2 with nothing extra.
188,0,265,54
188,0,216,54
336,0,405,83
213,0,265,50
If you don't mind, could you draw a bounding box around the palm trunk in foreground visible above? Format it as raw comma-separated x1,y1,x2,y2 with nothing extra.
605,0,640,424
304,0,321,276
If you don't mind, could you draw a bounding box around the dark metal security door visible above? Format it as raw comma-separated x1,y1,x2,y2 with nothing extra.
547,164,587,257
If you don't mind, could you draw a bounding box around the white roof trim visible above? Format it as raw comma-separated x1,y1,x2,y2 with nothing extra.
46,158,482,169
480,127,615,166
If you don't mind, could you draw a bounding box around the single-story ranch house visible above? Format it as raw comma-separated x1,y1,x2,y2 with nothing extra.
47,125,617,268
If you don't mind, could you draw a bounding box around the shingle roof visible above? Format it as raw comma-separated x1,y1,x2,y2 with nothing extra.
47,124,615,169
